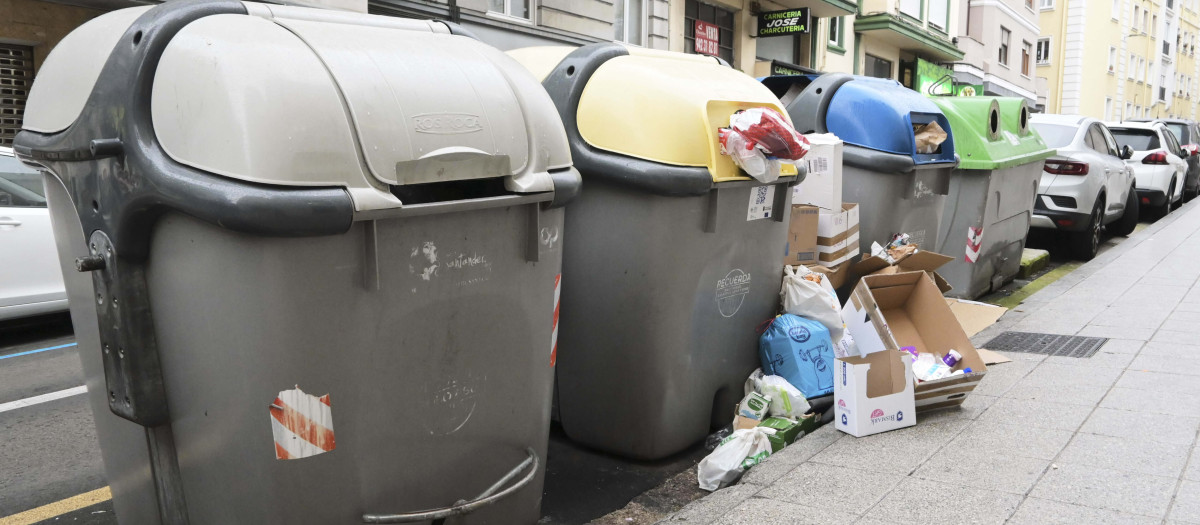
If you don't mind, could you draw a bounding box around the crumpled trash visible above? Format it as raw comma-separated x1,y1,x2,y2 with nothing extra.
914,121,948,154
781,265,844,342
719,108,810,182
744,368,811,419
697,426,776,491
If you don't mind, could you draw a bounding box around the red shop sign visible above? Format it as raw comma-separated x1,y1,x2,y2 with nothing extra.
695,20,720,56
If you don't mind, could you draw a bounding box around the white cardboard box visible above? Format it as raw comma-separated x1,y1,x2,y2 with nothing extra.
792,133,843,211
834,350,916,437
816,203,860,267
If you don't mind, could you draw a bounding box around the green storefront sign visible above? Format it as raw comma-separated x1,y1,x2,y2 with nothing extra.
757,8,810,37
914,58,954,96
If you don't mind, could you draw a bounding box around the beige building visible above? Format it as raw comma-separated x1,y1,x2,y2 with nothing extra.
851,0,963,84
954,0,1043,104
1039,0,1199,120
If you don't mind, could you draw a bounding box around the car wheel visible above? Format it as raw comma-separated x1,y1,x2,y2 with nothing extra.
1070,198,1104,261
1108,186,1139,237
1162,180,1177,215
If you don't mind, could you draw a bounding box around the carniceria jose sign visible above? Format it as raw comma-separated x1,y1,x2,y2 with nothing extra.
756,8,810,37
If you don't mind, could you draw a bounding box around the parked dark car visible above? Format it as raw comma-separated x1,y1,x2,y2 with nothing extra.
1129,118,1200,200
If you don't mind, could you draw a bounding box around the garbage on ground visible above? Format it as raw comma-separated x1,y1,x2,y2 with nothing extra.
840,271,988,418
759,315,836,398
697,426,776,491
906,348,970,382
913,121,948,154
736,391,771,421
758,415,820,452
785,205,819,266
809,260,851,290
781,264,845,341
815,203,860,267
833,344,915,437
705,425,734,451
719,108,810,183
944,299,1011,365
792,133,844,211
832,331,859,359
744,368,812,419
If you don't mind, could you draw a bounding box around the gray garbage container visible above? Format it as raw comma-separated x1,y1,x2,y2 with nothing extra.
930,97,1055,298
508,44,804,460
15,2,578,523
770,73,958,250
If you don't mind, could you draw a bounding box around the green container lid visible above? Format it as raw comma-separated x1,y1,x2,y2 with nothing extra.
928,96,1056,171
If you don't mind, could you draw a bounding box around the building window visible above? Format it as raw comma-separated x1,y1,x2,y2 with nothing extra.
930,0,949,30
999,27,1011,66
1037,37,1052,65
1169,0,1175,9
1129,52,1137,78
615,0,645,45
1145,107,1151,117
1143,10,1149,33
488,0,531,20
864,54,893,79
1109,46,1117,73
1113,0,1120,17
829,16,844,48
900,0,922,19
685,0,735,63
0,44,32,146
1040,0,1053,9
1027,0,1034,8
1022,41,1033,76
1105,97,1113,120
1134,5,1141,28
1161,74,1168,101
1126,102,1134,118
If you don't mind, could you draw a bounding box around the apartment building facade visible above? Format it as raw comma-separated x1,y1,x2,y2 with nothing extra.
1040,0,1200,120
954,0,1042,105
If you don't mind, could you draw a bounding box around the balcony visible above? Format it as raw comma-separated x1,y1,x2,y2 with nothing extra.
774,0,857,17
855,12,964,60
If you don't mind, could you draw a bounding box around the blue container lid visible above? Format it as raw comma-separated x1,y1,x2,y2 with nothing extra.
825,76,956,165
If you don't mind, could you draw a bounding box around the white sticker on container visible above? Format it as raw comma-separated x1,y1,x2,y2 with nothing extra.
716,269,752,317
747,185,776,221
270,386,335,460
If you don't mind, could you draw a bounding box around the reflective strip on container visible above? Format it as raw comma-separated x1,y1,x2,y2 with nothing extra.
270,387,335,460
965,226,983,263
551,274,561,367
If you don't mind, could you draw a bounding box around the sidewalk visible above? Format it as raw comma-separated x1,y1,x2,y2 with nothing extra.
661,198,1200,525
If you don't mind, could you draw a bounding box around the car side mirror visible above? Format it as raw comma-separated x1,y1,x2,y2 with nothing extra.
1121,145,1134,160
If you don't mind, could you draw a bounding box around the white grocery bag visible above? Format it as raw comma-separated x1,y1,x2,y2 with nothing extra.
697,427,776,491
781,265,845,342
744,368,811,418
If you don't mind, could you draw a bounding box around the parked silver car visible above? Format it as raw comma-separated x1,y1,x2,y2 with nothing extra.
0,147,66,321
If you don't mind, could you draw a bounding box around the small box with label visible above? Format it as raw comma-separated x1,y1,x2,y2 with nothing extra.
817,203,860,267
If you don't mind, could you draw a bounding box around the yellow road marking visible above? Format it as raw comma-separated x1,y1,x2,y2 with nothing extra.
0,487,112,525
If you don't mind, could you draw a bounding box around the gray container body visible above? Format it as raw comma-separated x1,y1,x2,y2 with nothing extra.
934,163,1042,298
557,178,791,460
841,148,953,249
46,176,562,524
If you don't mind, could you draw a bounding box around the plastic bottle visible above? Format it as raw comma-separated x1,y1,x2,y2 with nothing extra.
942,349,963,368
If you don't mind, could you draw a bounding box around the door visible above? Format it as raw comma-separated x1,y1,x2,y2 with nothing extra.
1093,125,1127,214
0,154,64,311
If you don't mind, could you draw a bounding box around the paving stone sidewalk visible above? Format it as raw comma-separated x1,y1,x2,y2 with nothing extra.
660,198,1200,525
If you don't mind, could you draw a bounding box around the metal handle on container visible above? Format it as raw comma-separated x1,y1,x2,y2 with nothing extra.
362,447,539,524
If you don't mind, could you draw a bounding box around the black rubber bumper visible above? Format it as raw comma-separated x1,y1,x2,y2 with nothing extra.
1034,197,1092,232
1136,189,1168,207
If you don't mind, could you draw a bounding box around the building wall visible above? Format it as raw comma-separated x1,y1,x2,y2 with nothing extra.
0,0,103,74
959,0,1041,99
1037,0,1065,112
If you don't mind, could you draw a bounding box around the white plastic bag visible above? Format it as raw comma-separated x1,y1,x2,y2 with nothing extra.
744,368,812,418
758,375,812,418
781,265,845,342
697,427,776,491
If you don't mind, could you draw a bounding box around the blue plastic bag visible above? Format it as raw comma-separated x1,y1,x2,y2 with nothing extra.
759,314,835,398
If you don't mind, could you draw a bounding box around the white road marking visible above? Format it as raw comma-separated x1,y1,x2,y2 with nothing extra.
0,385,87,414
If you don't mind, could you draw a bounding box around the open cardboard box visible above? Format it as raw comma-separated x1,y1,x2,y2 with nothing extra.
841,271,988,414
850,249,954,294
833,346,915,437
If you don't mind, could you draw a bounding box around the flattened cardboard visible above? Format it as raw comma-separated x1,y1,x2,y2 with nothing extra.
945,299,1007,337
976,348,1012,365
785,205,819,266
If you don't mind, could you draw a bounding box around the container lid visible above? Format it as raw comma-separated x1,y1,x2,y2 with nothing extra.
572,47,798,182
824,77,957,165
928,97,1056,170
25,3,572,211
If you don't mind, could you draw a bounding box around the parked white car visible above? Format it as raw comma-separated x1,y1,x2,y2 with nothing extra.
0,146,67,321
1029,115,1140,260
1106,121,1188,217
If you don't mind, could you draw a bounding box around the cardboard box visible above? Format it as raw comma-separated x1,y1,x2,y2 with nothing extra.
758,414,820,452
833,347,915,437
784,205,819,266
850,249,954,294
816,203,860,267
792,133,843,211
809,259,851,290
841,272,989,414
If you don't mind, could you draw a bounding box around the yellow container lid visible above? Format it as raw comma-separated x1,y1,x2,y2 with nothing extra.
510,46,798,183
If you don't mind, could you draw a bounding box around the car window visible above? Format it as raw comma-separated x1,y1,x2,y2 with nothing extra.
1031,122,1078,148
1168,131,1184,156
1110,128,1160,151
1167,123,1188,145
1161,129,1180,156
1101,127,1120,157
1088,126,1110,154
0,155,46,208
